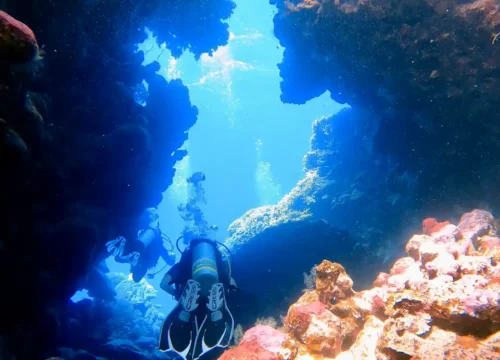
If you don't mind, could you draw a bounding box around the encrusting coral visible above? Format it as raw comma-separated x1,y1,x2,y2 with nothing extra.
221,209,500,359
0,10,41,68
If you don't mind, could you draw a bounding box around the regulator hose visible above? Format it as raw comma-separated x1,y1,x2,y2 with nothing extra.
145,231,175,279
160,231,174,251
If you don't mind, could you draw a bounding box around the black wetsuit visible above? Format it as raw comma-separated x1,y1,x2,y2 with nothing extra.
131,227,176,282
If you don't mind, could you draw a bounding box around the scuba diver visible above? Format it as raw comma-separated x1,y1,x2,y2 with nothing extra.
79,208,175,301
158,237,237,360
105,207,176,282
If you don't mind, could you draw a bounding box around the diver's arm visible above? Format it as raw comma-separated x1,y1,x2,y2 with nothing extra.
114,255,129,263
159,246,168,261
160,273,177,296
159,245,175,266
114,252,131,263
115,251,139,264
160,263,180,296
217,250,237,289
159,273,170,290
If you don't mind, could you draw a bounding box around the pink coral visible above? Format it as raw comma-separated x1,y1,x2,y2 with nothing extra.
423,217,451,236
478,236,500,252
219,325,287,360
389,256,415,275
286,300,343,357
373,272,390,287
425,252,460,279
0,11,40,67
227,209,500,360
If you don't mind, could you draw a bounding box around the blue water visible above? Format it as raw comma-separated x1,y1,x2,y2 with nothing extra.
101,0,344,312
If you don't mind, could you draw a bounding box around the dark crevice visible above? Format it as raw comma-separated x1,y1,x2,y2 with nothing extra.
432,317,500,339
382,348,413,360
341,332,358,351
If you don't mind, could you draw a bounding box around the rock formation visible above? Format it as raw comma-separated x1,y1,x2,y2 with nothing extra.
222,209,500,359
270,0,500,218
0,1,235,358
55,273,169,360
225,107,419,326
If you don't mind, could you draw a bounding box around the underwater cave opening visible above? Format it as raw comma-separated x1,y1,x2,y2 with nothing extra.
5,0,500,359
67,0,352,358
100,0,347,313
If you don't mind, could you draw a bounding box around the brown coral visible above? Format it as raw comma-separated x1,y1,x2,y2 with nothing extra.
315,260,354,304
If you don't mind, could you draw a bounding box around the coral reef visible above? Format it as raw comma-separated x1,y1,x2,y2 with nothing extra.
226,218,371,330
226,170,322,251
223,209,500,359
303,265,317,291
0,10,40,67
223,1,500,344
56,273,168,360
255,316,280,329
422,217,451,236
0,0,235,357
270,0,500,219
221,325,288,360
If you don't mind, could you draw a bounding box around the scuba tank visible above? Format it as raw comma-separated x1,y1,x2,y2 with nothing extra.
142,229,176,279
136,207,160,251
137,207,176,264
137,228,176,266
175,235,233,294
191,239,219,297
137,228,157,249
136,207,176,280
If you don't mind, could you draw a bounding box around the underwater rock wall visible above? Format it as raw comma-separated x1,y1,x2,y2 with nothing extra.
0,1,235,358
58,273,168,360
222,209,500,360
270,0,500,217
228,219,360,328
302,108,418,248
225,0,500,342
226,107,418,325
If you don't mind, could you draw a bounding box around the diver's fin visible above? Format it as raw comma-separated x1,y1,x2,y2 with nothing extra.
105,237,124,256
192,283,234,360
159,279,201,359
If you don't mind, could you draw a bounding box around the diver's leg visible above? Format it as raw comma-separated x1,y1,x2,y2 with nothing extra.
159,279,202,357
129,229,157,282
192,283,234,360
114,251,139,264
160,274,178,298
